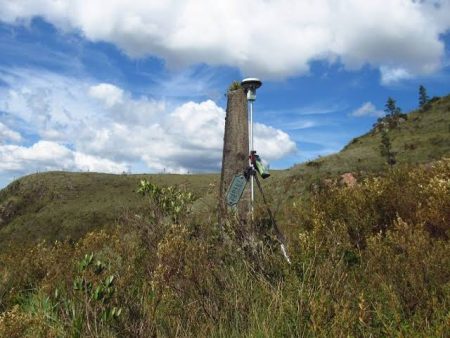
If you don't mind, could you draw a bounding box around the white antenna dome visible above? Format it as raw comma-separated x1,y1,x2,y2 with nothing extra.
241,78,262,101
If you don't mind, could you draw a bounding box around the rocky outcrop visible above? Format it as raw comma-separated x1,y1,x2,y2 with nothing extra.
339,173,357,187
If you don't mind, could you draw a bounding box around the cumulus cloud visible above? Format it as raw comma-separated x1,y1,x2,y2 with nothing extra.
0,140,128,173
380,66,413,85
351,102,384,117
1,0,449,80
253,123,296,157
0,68,296,176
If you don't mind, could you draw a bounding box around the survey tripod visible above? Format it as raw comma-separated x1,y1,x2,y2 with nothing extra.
226,77,290,263
244,151,291,264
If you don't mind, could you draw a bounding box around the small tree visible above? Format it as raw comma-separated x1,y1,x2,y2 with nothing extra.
419,85,429,108
384,97,401,118
384,97,403,128
380,129,396,167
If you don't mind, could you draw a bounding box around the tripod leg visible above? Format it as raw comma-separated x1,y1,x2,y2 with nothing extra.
253,175,291,264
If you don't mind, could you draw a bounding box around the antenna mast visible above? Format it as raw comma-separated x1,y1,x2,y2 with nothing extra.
241,78,262,218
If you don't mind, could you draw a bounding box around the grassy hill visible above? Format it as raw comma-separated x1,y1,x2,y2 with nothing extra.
0,172,217,249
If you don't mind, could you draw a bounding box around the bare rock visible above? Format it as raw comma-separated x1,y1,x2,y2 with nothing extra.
340,173,357,187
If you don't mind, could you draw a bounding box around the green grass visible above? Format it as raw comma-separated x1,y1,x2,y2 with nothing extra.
0,171,218,249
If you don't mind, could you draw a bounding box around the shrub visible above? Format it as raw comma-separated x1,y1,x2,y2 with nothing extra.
228,81,242,92
137,179,196,223
306,160,322,168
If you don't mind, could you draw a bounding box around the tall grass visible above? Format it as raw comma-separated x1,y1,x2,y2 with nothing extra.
1,158,449,337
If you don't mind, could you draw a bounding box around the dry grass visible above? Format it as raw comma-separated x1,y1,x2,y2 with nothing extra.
1,158,449,337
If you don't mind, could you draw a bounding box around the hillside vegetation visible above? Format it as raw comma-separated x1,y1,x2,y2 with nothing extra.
0,158,449,337
0,94,449,336
0,172,217,249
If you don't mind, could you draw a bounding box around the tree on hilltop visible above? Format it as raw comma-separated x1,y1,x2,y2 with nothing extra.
383,97,404,128
384,97,401,118
419,85,429,108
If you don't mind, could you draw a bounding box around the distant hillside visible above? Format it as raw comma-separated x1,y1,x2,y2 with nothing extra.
0,94,449,250
0,172,217,249
289,94,450,176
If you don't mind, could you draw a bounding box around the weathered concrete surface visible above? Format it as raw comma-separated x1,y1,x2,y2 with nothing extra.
218,88,250,224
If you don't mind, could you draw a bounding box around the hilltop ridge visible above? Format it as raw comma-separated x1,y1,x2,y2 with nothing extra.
289,94,450,176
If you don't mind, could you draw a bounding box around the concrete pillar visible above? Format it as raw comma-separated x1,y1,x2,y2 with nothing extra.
218,88,250,224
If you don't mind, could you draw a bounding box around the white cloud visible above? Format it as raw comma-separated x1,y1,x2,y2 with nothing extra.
283,120,318,131
253,123,297,160
0,68,102,143
73,151,128,173
89,83,124,108
0,140,128,173
380,66,413,85
0,0,449,81
0,122,22,143
0,68,296,176
351,102,384,117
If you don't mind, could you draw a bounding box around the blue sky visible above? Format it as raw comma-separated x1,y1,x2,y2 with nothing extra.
0,1,450,188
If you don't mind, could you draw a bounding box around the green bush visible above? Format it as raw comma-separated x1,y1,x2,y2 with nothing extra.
228,81,242,92
137,179,196,223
